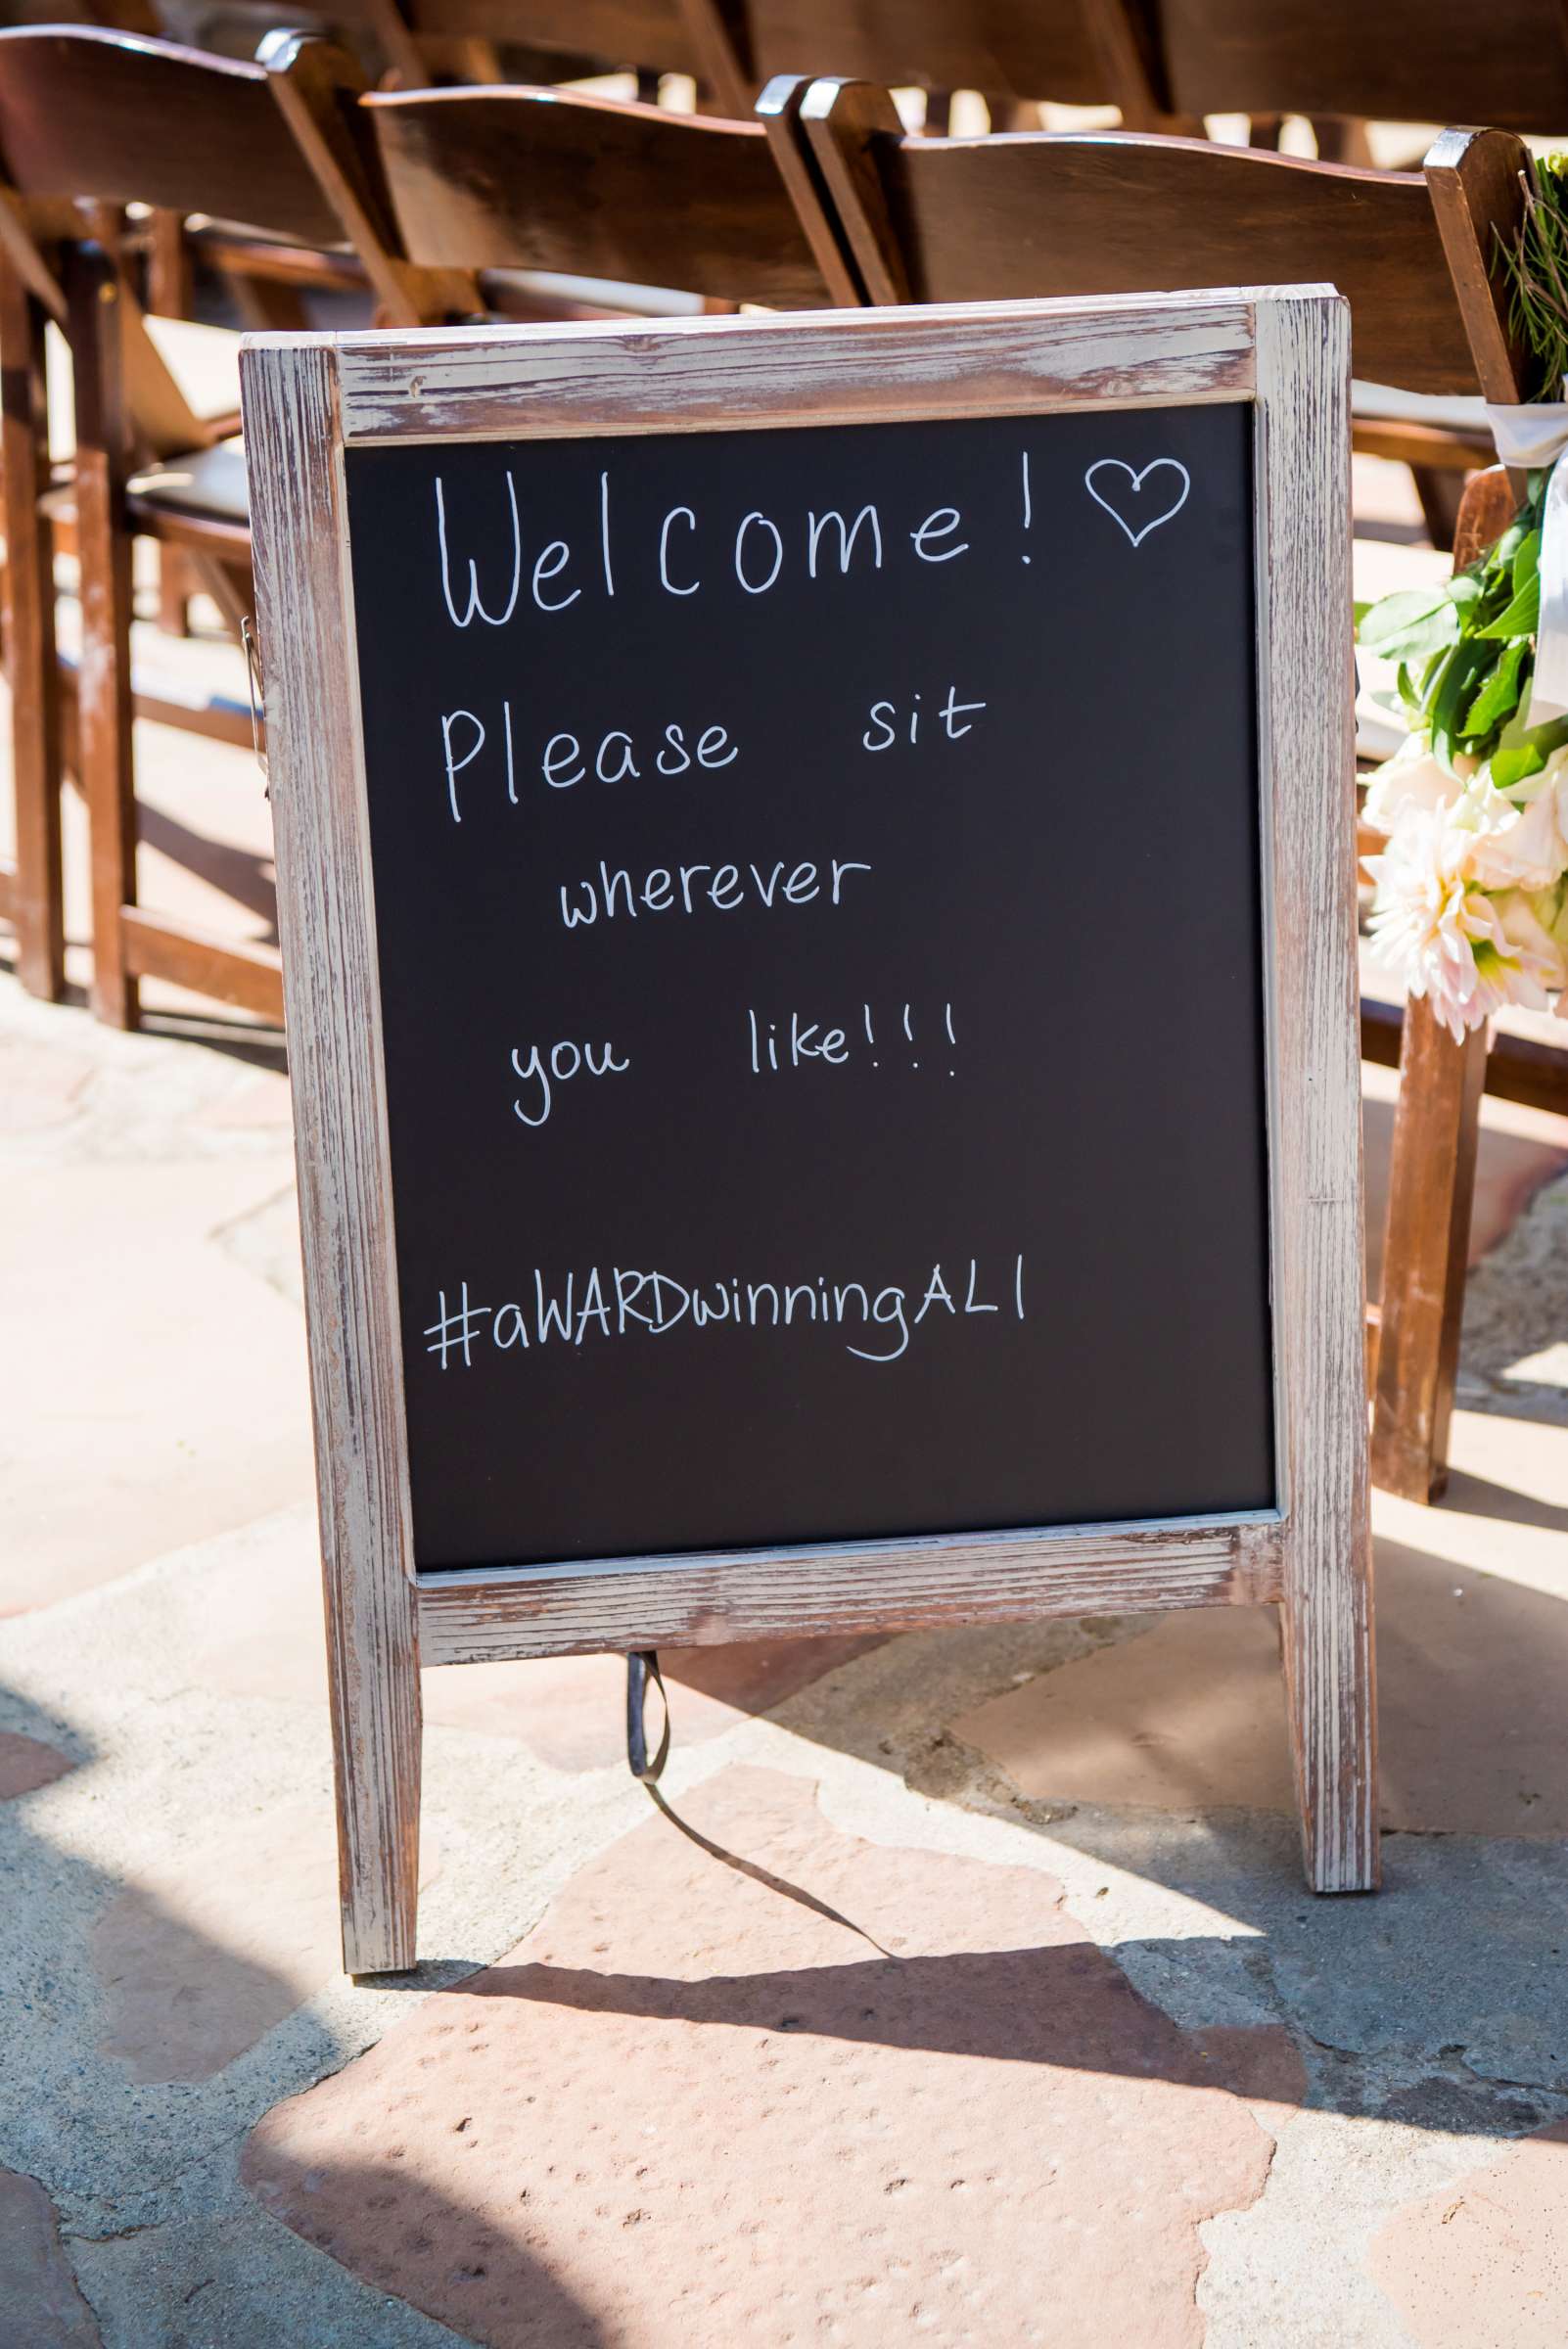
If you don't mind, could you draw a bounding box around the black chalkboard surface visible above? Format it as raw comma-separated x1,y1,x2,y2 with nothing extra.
344,401,1273,1571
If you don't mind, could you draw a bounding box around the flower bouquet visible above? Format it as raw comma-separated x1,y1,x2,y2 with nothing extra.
1356,157,1568,1040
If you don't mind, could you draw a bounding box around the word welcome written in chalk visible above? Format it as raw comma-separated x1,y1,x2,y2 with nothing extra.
435,472,973,629
433,451,1190,635
423,1254,1027,1369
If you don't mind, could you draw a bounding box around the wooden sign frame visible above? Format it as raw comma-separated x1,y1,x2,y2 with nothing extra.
240,288,1374,1975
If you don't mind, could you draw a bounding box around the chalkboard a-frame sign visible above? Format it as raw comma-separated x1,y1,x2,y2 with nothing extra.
240,289,1375,1975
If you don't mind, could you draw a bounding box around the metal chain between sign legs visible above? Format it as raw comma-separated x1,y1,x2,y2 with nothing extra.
623,1652,898,1959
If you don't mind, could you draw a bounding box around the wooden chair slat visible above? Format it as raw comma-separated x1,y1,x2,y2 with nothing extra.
376,0,1170,115
1155,0,1568,131
364,84,833,306
388,0,703,77
826,123,1479,394
1426,127,1536,407
0,28,346,250
742,0,1129,108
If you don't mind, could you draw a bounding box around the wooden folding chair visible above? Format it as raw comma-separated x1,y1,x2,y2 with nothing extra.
335,0,727,96
694,0,1192,127
1145,0,1568,544
157,0,746,322
342,67,857,306
1371,130,1555,1501
333,0,1193,123
781,86,1485,386
0,25,474,1026
772,83,1557,1498
0,202,68,999
1153,0,1568,137
0,186,238,1001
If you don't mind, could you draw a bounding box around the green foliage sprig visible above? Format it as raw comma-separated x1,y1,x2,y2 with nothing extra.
1355,482,1563,784
1499,152,1568,389
1357,151,1568,783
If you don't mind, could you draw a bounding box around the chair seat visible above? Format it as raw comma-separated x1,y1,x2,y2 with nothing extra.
127,435,249,526
1351,381,1491,441
47,314,242,465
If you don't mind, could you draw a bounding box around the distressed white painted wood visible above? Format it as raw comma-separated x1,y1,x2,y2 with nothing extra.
240,338,423,1975
295,291,1259,445
240,290,1375,1968
418,1516,1286,1666
1253,292,1378,1892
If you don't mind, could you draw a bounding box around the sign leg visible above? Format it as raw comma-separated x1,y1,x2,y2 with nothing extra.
323,1555,422,1974
1278,1507,1378,1892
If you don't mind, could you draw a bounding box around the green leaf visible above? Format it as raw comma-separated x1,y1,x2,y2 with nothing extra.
1358,586,1460,658
1512,528,1542,598
1431,640,1494,771
1489,710,1568,792
1353,599,1372,628
1447,574,1484,610
1478,576,1542,639
1459,638,1529,738
1491,740,1548,790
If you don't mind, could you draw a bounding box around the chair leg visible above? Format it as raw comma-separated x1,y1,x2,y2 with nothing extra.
1370,998,1488,1500
146,208,191,320
0,261,66,999
67,244,139,1030
158,547,195,639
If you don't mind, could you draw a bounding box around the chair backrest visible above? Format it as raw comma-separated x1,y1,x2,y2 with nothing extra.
736,0,1176,119
358,78,853,306
1151,0,1568,135
380,0,704,79
0,26,476,331
789,78,1530,398
0,26,346,250
346,0,1183,124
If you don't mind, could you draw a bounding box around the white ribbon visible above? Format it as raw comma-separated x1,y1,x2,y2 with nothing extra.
1485,397,1568,727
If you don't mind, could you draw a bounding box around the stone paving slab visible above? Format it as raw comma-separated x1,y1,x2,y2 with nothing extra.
1459,1166,1568,1421
0,2169,103,2349
243,1767,1281,2349
0,1157,312,1611
0,1728,74,1801
0,985,299,1616
949,1447,1568,1838
1369,2119,1568,2347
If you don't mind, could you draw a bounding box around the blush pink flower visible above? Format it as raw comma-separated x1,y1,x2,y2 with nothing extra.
1462,750,1568,892
1496,888,1568,1001
1361,731,1476,835
1366,810,1550,1039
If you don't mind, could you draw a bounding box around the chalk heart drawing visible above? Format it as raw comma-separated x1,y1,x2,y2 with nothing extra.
1084,457,1191,548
